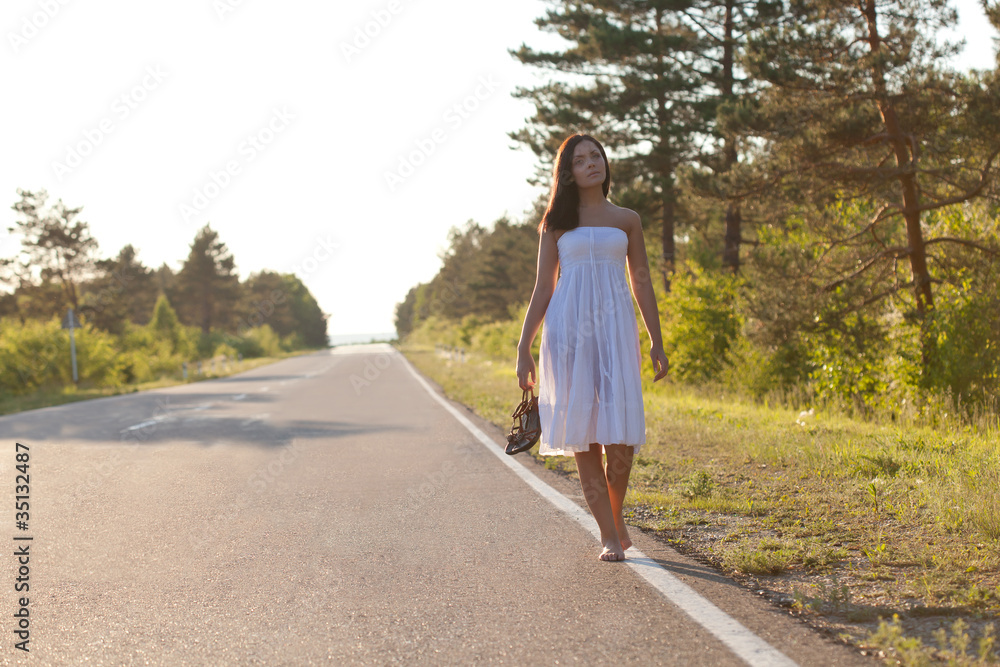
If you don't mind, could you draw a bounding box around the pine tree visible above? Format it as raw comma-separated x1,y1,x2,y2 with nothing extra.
80,244,158,334
731,0,1000,368
509,0,715,291
7,189,98,315
174,224,241,334
680,0,780,272
148,293,183,355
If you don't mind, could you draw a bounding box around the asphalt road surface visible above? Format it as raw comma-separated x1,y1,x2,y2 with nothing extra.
0,345,871,666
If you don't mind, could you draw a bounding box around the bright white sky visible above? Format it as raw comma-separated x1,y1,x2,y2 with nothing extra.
1,0,996,338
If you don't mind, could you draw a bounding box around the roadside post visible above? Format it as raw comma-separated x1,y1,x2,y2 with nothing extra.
61,308,81,383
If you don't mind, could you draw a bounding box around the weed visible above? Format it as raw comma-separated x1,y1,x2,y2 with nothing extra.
865,614,929,665
791,578,853,615
862,542,888,566
725,544,794,575
969,494,1000,542
680,470,714,499
816,577,853,613
800,544,849,569
868,616,999,665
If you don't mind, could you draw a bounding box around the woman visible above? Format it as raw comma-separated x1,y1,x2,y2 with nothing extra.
516,133,669,562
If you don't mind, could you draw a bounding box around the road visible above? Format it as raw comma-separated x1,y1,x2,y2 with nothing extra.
0,344,870,665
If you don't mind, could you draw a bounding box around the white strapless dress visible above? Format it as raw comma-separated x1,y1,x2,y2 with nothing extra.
537,226,646,456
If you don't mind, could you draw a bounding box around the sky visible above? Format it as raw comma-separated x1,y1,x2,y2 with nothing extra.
1,0,997,339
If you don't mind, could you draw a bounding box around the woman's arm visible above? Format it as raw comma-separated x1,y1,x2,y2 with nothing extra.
517,225,560,354
624,210,669,380
515,226,559,390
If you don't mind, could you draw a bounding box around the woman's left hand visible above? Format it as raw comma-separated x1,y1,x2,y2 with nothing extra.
650,345,669,382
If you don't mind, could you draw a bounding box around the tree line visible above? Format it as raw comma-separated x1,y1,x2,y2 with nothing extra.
0,188,328,394
397,0,1000,419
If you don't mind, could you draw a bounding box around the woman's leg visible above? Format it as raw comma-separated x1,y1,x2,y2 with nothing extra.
574,443,625,561
604,444,634,551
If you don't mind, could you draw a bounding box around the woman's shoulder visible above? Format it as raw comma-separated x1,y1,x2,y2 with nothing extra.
609,204,640,234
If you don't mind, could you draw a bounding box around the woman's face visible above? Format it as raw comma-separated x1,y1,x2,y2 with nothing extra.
569,140,605,188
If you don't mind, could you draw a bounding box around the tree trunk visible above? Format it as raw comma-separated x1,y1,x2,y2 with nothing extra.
720,0,742,274
661,187,675,293
723,204,741,273
201,293,212,334
652,5,676,293
861,0,934,370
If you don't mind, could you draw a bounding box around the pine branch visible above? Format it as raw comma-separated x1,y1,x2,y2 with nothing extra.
913,147,1000,213
823,245,911,292
923,236,999,257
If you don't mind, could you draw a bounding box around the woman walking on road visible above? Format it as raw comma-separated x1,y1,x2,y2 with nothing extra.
515,133,670,562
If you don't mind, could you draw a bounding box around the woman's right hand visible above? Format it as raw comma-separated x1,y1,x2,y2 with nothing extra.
516,350,537,391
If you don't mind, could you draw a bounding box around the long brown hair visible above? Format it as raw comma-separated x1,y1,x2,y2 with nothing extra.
537,133,611,235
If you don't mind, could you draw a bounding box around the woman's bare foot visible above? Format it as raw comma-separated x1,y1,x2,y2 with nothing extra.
598,540,625,561
615,522,632,551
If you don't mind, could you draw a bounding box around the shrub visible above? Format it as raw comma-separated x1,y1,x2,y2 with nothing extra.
0,317,65,394
803,310,898,415
71,323,127,389
471,318,523,360
922,283,1000,410
233,325,281,358
662,265,743,383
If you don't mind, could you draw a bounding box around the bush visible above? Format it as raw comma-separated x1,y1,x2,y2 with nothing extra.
232,324,282,358
213,342,238,360
803,310,898,415
458,313,487,348
404,315,462,348
0,317,65,394
721,335,805,400
0,316,130,393
662,265,743,383
118,321,172,382
471,318,524,360
72,322,127,389
922,283,1000,409
280,331,303,352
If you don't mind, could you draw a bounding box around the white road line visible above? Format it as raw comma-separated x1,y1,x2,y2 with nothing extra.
232,394,247,400
120,419,160,432
394,347,798,667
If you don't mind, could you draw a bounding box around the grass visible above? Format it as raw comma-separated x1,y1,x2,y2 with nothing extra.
397,338,1000,663
864,615,998,666
0,349,319,417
